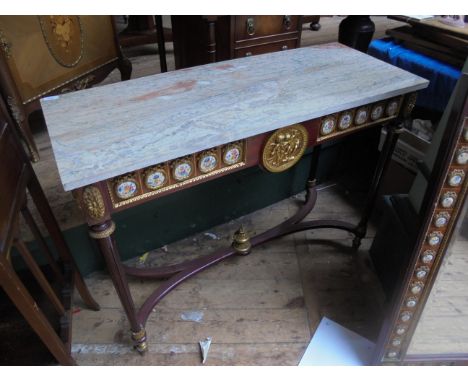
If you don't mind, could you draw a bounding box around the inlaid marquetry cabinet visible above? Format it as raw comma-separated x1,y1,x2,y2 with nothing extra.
171,16,303,69
0,16,131,161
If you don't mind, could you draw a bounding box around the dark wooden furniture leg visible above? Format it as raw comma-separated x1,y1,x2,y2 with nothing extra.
89,220,148,353
205,17,217,63
353,122,403,248
0,52,40,161
338,16,375,53
0,257,76,366
155,16,167,73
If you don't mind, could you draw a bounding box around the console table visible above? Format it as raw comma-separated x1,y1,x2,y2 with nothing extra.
40,43,428,355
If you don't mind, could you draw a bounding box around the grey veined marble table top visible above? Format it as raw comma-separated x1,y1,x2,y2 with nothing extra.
41,43,429,191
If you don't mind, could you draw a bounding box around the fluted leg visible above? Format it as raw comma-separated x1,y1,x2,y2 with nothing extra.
89,220,147,353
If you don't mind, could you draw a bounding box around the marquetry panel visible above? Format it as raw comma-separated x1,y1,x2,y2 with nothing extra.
317,96,403,142
106,140,246,209
0,16,119,104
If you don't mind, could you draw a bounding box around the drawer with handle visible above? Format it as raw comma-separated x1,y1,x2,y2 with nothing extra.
234,16,300,42
234,39,297,58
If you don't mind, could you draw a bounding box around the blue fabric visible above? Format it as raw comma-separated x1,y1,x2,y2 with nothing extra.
368,38,461,113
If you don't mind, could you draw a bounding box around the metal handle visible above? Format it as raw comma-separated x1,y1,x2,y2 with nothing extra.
283,15,292,30
281,45,288,50
246,18,255,36
245,52,252,57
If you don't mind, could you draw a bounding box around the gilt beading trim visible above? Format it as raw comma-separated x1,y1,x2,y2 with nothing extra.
89,221,116,239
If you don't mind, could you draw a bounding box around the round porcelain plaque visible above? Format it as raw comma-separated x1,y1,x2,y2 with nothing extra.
145,169,166,190
411,284,422,294
199,154,218,173
339,112,353,130
395,326,406,335
392,338,402,347
321,117,336,136
421,251,435,264
448,170,464,187
371,104,384,121
433,212,450,228
456,148,468,165
435,216,447,227
173,161,192,181
386,100,399,116
400,312,411,322
440,192,456,208
115,180,138,199
427,232,442,246
406,299,417,308
354,107,368,125
223,145,242,165
449,175,462,187
416,270,427,279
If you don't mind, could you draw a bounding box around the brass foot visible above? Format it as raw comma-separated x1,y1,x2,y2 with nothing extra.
131,326,148,354
232,225,252,255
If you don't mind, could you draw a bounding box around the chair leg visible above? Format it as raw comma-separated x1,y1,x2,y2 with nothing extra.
27,175,100,311
15,240,65,316
21,206,64,283
155,15,167,73
0,257,76,365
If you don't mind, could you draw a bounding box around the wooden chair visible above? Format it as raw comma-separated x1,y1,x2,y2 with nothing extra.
0,96,99,365
0,16,132,162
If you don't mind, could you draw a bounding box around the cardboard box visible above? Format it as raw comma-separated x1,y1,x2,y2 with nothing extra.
379,128,431,173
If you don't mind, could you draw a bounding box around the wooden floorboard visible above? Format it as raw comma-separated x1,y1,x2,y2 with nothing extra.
70,184,386,365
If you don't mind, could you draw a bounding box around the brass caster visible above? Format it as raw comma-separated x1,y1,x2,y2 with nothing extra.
232,225,252,255
131,326,148,354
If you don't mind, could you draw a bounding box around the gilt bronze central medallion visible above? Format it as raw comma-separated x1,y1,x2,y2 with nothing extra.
262,124,308,173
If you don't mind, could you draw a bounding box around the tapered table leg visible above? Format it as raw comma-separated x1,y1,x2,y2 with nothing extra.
353,122,403,249
89,220,148,353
